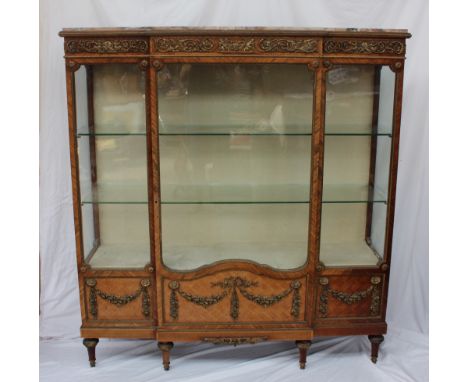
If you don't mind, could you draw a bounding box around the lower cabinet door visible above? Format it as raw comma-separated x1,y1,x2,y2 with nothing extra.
315,274,385,320
84,277,154,321
161,271,308,324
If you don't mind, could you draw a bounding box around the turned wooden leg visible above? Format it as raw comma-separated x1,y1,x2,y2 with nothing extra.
158,342,174,371
83,338,99,367
296,340,312,369
368,335,384,364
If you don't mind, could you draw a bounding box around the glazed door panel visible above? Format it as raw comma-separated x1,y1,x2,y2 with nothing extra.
157,63,315,271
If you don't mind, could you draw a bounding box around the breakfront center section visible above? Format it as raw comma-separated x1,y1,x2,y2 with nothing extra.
157,63,315,271
154,62,316,349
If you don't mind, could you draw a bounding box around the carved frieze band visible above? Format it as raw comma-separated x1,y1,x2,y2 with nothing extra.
85,279,151,319
64,37,404,57
154,37,319,54
318,276,381,318
65,39,148,54
324,39,405,55
258,38,318,53
64,37,404,56
168,276,302,321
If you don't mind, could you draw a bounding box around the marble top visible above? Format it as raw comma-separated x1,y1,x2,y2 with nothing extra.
59,26,410,38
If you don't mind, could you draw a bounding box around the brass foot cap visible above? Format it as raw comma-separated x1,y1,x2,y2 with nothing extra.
90,361,96,367
371,357,377,364
300,362,306,369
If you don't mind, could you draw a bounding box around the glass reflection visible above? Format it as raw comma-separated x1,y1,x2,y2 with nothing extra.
158,64,315,270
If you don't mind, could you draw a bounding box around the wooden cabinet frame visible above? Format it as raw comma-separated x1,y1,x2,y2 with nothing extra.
60,27,410,369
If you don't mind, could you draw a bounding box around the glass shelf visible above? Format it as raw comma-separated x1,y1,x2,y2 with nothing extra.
162,201,308,204
82,201,148,205
77,132,146,137
160,132,311,136
80,183,387,204
161,183,308,204
159,132,392,137
325,132,391,137
81,200,387,205
76,131,392,137
159,123,311,136
75,123,393,137
158,122,392,136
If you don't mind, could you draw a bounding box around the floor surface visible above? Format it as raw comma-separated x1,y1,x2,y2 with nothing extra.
40,328,428,382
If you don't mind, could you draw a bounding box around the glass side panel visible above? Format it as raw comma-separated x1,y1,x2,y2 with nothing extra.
78,136,148,203
158,63,314,270
370,66,395,256
320,204,379,266
75,64,150,268
320,65,395,267
325,65,392,135
74,67,95,257
77,65,146,135
322,135,391,203
85,204,150,269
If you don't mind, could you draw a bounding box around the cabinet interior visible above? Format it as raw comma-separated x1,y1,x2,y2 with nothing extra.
76,63,394,270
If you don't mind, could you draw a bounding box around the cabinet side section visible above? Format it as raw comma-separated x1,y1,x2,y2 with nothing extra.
380,64,405,320
65,61,87,322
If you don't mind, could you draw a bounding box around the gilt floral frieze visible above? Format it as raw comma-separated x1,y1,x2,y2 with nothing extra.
65,39,148,54
324,39,405,55
153,37,319,54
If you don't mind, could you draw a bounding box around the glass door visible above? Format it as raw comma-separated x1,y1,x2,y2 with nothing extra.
157,63,315,271
74,64,150,268
320,65,395,267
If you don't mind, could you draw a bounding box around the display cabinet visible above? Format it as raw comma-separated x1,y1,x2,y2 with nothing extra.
59,27,410,370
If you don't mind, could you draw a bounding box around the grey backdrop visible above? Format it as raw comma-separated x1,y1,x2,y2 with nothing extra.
39,0,428,380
